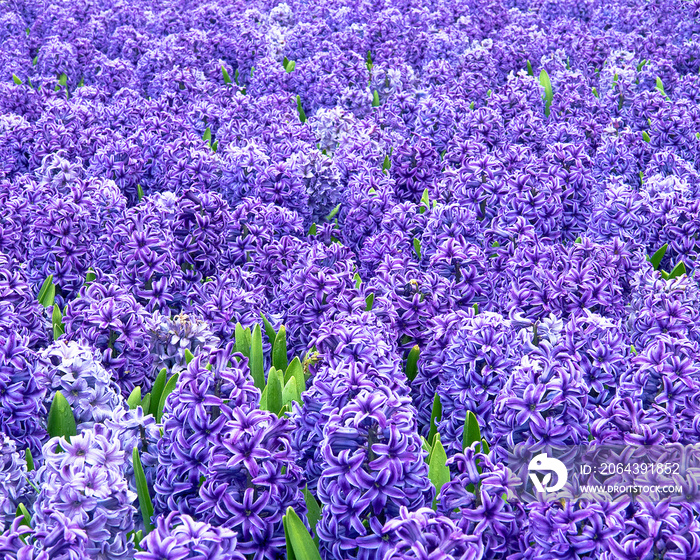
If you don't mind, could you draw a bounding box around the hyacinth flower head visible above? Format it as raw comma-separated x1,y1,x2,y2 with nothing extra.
38,340,122,431
0,435,30,532
0,331,46,456
136,512,245,560
147,311,220,376
62,277,153,395
315,385,434,560
435,310,522,454
197,406,307,560
154,343,259,516
382,507,484,560
32,428,136,560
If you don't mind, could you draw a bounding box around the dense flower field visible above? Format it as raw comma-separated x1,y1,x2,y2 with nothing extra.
2,0,700,558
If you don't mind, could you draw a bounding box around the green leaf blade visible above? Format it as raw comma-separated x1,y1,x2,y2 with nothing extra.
462,411,482,451
47,391,77,439
285,356,305,397
265,368,283,416
37,275,55,308
427,393,442,446
250,324,265,391
648,243,668,270
148,368,167,417
261,314,277,351
127,386,142,410
405,345,420,382
296,95,307,123
156,373,179,423
539,69,553,117
284,507,322,560
133,447,154,534
427,433,450,510
272,326,288,371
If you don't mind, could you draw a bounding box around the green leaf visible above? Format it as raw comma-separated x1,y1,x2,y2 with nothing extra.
259,384,268,410
372,89,380,107
37,275,55,307
405,344,420,382
631,344,638,355
261,314,277,351
421,436,432,455
58,73,67,86
211,140,219,152
127,386,142,410
462,411,481,451
539,69,553,117
473,303,479,315
52,304,64,340
353,272,362,289
137,184,144,202
265,367,283,416
661,269,670,280
184,349,195,364
574,237,582,244
285,356,305,396
222,66,232,84
235,323,252,358
302,487,321,538
24,447,34,472
84,268,96,286
308,223,317,236
133,447,154,534
296,95,307,123
15,503,31,527
250,324,265,391
427,433,450,510
272,326,288,371
592,87,599,98
47,391,77,439
413,238,421,260
202,127,211,143
32,56,37,66
526,60,533,76
642,131,651,143
282,376,299,406
427,393,442,446
418,188,429,214
648,243,668,270
148,369,167,417
382,155,391,173
325,203,341,221
132,529,143,548
667,260,687,280
234,68,240,85
156,373,179,423
140,394,151,417
283,507,322,560
656,76,667,98
12,74,21,85
480,438,490,455
637,59,647,71
366,50,373,71
365,292,374,311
